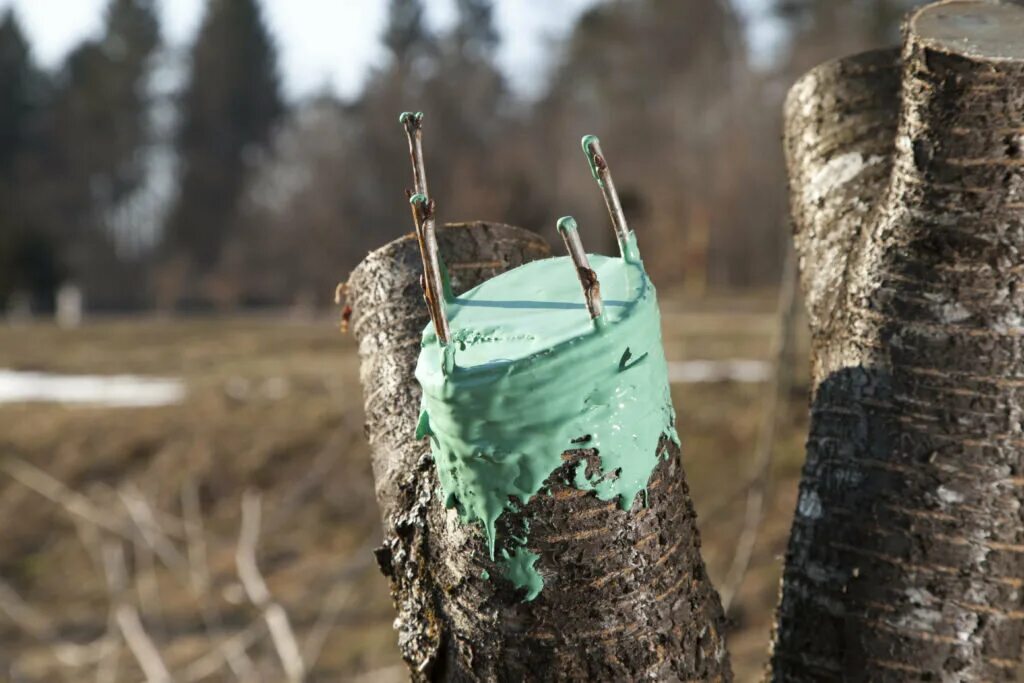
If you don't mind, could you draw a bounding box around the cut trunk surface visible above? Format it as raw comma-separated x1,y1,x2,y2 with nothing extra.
345,222,730,681
773,2,1024,680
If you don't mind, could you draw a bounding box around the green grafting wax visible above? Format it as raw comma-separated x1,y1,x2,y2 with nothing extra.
581,134,602,185
414,231,679,599
500,548,543,601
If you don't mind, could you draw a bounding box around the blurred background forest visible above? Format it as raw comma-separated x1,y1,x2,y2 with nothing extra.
0,0,923,316
0,0,936,681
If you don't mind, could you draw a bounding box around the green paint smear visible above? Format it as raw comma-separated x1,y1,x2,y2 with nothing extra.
415,231,679,599
581,134,603,185
500,548,543,601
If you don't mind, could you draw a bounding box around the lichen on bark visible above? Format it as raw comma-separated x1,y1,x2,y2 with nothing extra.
772,2,1024,680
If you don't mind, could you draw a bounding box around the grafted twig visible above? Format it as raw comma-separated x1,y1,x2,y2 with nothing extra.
400,111,429,198
556,216,604,321
409,194,451,344
581,134,632,254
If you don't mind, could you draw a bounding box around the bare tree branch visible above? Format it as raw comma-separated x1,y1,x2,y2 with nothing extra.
720,245,798,613
133,539,165,638
94,623,121,683
181,478,257,681
181,478,210,593
119,483,189,573
2,458,128,539
236,490,305,682
0,578,52,639
178,621,267,682
301,541,375,667
0,574,115,675
102,542,171,683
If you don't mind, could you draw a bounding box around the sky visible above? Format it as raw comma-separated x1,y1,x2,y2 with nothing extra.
0,0,608,99
0,0,783,100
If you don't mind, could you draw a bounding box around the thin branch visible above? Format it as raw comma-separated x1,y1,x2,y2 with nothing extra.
179,620,267,683
102,542,171,683
399,111,429,197
301,541,376,667
115,606,170,683
133,539,165,638
119,483,189,574
94,622,121,683
581,134,632,255
265,433,344,534
2,458,128,540
182,478,256,681
0,578,52,639
181,478,210,593
556,216,604,321
0,576,115,676
409,194,450,344
236,490,306,682
720,245,799,613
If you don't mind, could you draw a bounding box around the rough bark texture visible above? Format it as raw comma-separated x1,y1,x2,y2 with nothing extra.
773,2,1024,680
346,221,731,681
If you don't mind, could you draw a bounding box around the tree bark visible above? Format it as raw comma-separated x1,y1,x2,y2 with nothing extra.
773,2,1024,680
346,221,731,681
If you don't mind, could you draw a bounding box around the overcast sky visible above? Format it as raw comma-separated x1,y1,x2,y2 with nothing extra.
0,0,618,99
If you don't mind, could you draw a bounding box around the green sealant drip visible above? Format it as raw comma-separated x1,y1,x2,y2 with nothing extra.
414,231,679,600
557,215,578,234
500,548,543,601
581,134,603,185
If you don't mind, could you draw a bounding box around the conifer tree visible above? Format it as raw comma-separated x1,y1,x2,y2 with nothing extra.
163,0,283,275
0,9,57,309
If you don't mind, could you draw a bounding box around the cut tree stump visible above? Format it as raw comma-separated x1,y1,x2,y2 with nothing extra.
345,221,731,681
773,2,1024,680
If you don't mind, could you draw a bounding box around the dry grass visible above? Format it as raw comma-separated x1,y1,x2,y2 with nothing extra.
0,293,810,682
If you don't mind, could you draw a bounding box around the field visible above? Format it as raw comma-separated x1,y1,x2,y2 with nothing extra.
0,292,810,682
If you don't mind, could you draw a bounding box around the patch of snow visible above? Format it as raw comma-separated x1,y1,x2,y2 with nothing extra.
0,370,185,408
667,359,772,384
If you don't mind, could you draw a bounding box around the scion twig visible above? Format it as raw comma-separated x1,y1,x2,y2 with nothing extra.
582,135,631,255
399,112,429,198
409,194,451,344
556,216,603,321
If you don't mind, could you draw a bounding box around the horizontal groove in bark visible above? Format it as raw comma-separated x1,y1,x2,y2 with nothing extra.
430,441,729,681
773,2,1024,681
346,222,731,680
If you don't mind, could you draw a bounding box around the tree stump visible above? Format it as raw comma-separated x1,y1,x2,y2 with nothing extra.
346,222,730,681
773,2,1024,680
